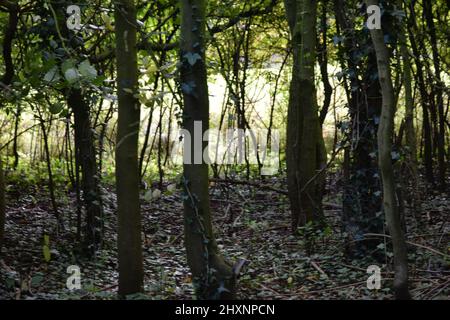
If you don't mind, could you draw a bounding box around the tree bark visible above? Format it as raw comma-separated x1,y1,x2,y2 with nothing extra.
406,1,434,184
67,90,103,253
423,0,446,190
366,0,410,299
12,105,20,170
334,0,383,256
180,0,236,299
0,157,5,252
115,0,144,297
400,29,420,216
284,0,326,233
318,0,332,126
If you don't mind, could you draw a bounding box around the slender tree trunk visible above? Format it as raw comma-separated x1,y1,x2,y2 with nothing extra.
37,110,60,228
157,99,165,189
0,157,5,252
366,0,410,299
180,0,236,299
12,105,20,170
400,30,420,215
64,116,76,188
98,101,115,175
407,2,434,184
139,77,158,178
115,0,143,297
423,0,446,190
318,0,332,126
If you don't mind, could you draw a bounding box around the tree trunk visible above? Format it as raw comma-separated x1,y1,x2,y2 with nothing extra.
67,90,103,253
180,0,236,299
423,0,446,190
400,29,420,216
47,0,104,251
36,110,61,229
366,0,410,299
407,2,434,184
12,105,20,170
318,0,332,126
284,0,326,233
0,1,18,251
0,157,5,252
115,0,144,297
334,0,383,256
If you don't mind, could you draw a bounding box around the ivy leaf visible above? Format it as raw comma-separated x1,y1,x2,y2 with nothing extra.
181,81,197,96
183,52,202,66
61,59,77,74
78,60,98,80
391,151,400,160
333,35,342,45
144,190,152,202
64,68,80,84
31,274,44,286
49,102,64,115
43,66,60,83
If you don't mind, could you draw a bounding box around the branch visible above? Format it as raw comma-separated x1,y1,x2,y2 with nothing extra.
0,1,18,87
91,0,279,62
208,0,279,34
0,0,16,11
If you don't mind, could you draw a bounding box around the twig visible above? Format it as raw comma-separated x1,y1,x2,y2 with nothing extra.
363,233,449,258
210,178,288,195
310,260,329,279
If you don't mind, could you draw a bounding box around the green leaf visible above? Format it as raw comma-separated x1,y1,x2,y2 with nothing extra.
5,277,15,289
64,68,80,83
144,190,152,202
43,66,60,83
183,52,202,66
31,274,44,286
78,60,98,80
61,59,77,74
49,102,64,115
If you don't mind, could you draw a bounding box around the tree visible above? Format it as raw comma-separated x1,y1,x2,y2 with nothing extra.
333,0,384,256
39,0,105,251
0,0,18,254
405,1,434,184
0,158,5,251
366,0,410,300
423,0,446,190
400,23,419,215
284,0,327,233
67,90,103,252
115,0,144,297
180,0,236,299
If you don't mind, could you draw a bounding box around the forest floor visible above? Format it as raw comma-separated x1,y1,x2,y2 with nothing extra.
0,174,449,300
